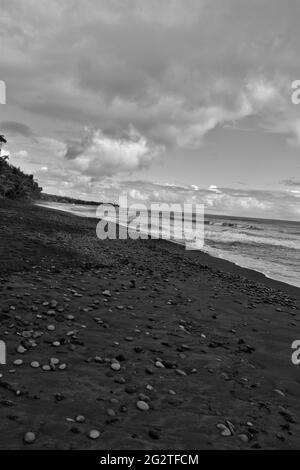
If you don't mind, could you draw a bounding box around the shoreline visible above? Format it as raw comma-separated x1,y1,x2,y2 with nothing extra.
36,200,300,292
0,199,300,450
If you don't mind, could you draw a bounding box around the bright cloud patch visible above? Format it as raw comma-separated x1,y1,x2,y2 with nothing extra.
64,129,163,176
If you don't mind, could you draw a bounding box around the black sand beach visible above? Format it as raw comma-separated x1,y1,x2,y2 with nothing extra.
0,200,299,449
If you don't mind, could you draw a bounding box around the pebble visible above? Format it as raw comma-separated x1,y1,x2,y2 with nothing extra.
52,341,60,347
239,434,249,443
89,429,100,439
42,365,51,371
110,362,121,371
75,415,86,423
23,432,36,444
13,359,23,366
139,393,150,402
155,361,165,369
47,325,55,331
50,358,60,365
17,345,27,354
30,361,40,368
102,290,111,297
59,363,67,370
136,400,150,411
216,423,231,437
94,356,103,363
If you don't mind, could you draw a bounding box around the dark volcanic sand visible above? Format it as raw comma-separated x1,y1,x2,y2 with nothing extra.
0,199,299,450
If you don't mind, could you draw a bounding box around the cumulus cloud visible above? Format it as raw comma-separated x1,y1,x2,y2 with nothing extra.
2,0,300,219
64,128,163,176
113,181,300,220
1,0,300,148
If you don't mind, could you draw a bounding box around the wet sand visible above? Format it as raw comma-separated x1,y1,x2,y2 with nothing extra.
0,199,299,450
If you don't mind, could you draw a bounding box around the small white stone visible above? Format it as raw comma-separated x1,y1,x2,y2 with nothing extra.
17,346,27,354
136,400,150,411
42,365,51,371
155,361,165,368
111,362,121,371
89,429,100,439
47,325,55,331
75,415,85,423
24,432,36,444
13,359,23,366
52,341,60,347
30,361,40,368
58,363,67,370
50,358,60,365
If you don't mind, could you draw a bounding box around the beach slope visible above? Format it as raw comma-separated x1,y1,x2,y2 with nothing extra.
0,200,299,449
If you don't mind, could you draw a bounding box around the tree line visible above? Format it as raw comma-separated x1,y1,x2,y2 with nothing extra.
0,134,42,199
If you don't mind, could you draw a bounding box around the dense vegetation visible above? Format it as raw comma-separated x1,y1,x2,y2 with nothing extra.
40,193,100,205
0,134,42,200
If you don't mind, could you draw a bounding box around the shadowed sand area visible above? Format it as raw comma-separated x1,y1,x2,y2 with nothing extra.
0,200,299,450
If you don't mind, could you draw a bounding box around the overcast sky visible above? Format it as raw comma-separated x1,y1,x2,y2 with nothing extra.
1,0,300,220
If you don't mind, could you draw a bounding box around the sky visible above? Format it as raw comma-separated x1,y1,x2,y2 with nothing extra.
1,0,300,220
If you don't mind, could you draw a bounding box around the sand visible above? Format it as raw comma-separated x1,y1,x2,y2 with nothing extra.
0,199,299,450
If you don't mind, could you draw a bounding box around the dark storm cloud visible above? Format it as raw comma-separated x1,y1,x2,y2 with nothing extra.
0,121,33,137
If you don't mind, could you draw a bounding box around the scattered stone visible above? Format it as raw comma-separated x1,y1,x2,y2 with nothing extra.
102,290,111,297
23,432,36,444
89,429,100,439
216,423,232,437
155,361,165,368
17,345,26,354
50,358,60,366
94,356,103,363
111,362,121,371
75,415,86,423
30,361,40,368
139,393,150,402
239,434,249,443
136,400,150,411
13,359,23,366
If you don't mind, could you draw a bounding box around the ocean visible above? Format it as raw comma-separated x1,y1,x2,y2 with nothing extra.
37,202,300,288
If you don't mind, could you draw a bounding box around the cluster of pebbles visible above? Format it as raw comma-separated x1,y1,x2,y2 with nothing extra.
0,203,299,450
